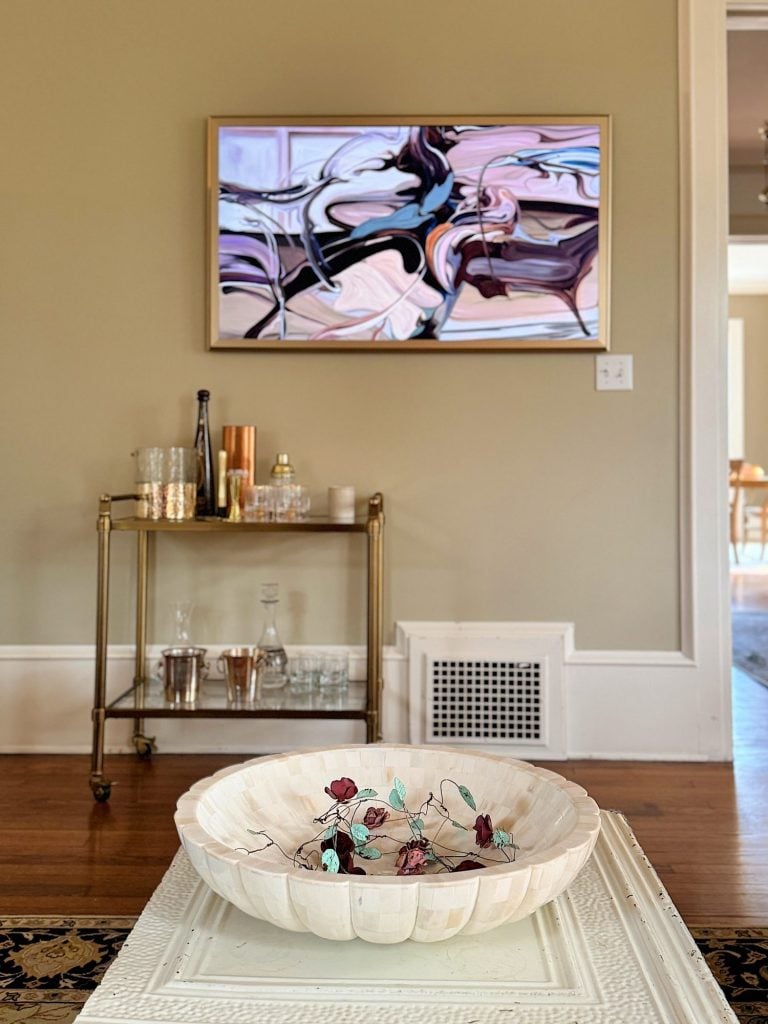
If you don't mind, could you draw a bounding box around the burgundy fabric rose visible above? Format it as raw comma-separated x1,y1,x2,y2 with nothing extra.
319,830,366,874
453,859,486,872
363,806,389,828
395,837,429,876
473,813,494,848
324,777,358,802
396,847,428,875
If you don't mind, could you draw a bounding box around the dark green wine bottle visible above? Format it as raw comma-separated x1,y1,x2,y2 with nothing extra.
193,389,215,517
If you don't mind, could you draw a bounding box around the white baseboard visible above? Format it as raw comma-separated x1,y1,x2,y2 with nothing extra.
0,625,731,760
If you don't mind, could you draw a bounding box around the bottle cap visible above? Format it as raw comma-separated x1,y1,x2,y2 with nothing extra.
197,389,210,401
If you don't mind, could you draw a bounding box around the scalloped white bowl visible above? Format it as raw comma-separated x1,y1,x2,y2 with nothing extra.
175,744,600,944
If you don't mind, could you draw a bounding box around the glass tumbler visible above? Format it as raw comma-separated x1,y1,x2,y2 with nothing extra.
133,447,164,520
288,653,319,695
244,484,276,522
275,484,311,522
164,447,198,521
318,652,349,693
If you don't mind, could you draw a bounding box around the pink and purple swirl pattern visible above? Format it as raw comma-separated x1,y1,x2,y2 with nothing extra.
215,122,605,346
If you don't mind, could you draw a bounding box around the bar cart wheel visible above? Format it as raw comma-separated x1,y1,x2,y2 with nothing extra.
133,733,157,759
90,779,112,803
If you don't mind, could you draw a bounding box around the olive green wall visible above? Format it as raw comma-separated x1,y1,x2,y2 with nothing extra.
1,0,679,650
730,294,768,471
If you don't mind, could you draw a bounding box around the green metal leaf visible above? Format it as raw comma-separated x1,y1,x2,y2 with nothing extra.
393,777,406,801
358,846,382,859
351,823,369,843
321,849,340,873
458,785,476,810
323,825,338,840
410,818,425,832
492,828,511,848
355,788,378,799
450,819,468,830
389,789,404,810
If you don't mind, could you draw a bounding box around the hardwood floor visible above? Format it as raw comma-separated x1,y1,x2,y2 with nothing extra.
1,666,766,924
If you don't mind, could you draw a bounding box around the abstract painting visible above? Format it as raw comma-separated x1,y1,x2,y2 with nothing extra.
208,117,610,350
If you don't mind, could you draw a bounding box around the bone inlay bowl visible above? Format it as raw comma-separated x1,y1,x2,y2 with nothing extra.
174,745,601,944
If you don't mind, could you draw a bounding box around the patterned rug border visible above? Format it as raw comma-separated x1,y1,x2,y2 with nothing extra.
0,917,137,929
1,916,765,934
0,920,765,1024
690,926,768,939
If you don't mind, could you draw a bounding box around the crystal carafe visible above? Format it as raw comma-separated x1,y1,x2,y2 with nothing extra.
256,582,288,690
170,601,194,645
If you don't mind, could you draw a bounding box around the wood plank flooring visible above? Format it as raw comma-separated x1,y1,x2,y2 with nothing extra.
1,667,766,924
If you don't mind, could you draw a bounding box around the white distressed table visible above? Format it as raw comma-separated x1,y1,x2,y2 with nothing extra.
75,812,736,1023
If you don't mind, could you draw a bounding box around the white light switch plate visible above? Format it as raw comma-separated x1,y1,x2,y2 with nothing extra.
596,354,633,391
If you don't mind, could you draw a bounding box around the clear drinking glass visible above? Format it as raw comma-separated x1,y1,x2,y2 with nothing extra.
288,653,319,695
275,484,310,522
244,484,276,522
318,651,349,693
133,447,164,520
256,582,288,690
164,447,197,521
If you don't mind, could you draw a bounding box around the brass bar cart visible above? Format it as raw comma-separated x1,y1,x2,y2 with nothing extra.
89,492,385,801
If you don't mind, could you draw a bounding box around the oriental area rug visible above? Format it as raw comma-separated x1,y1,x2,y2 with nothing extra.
0,918,766,1024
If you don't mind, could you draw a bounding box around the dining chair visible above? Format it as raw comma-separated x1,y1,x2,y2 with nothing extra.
729,459,744,563
732,461,768,561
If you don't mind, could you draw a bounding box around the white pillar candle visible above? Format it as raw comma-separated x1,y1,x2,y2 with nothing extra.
328,485,355,521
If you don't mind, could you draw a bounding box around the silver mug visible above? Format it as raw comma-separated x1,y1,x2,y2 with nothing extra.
217,647,259,704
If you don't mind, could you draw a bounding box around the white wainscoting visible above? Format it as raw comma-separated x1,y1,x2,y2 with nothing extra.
0,627,729,760
0,645,407,755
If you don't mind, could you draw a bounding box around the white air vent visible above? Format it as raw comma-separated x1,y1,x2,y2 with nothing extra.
428,658,543,744
399,621,570,758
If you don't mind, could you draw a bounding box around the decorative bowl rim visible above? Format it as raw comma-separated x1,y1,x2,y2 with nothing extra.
175,744,601,886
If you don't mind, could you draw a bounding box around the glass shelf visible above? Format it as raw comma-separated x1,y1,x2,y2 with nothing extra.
106,677,368,719
110,515,367,533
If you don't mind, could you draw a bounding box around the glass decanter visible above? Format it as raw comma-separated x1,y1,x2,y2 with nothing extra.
256,582,288,690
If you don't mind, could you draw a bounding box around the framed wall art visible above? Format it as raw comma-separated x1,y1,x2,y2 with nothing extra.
208,116,611,351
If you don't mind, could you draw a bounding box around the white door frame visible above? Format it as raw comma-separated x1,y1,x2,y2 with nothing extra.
678,0,732,746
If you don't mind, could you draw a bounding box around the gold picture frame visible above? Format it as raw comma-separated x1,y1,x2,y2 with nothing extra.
207,115,611,352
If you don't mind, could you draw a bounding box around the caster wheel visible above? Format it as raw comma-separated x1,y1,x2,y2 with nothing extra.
133,734,157,759
91,780,112,803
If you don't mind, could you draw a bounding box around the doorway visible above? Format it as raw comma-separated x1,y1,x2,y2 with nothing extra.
726,7,768,700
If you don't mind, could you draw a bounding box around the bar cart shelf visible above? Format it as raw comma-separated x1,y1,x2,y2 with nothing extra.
89,492,384,802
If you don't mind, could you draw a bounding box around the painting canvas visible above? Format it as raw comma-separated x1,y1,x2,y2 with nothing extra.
208,117,610,351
